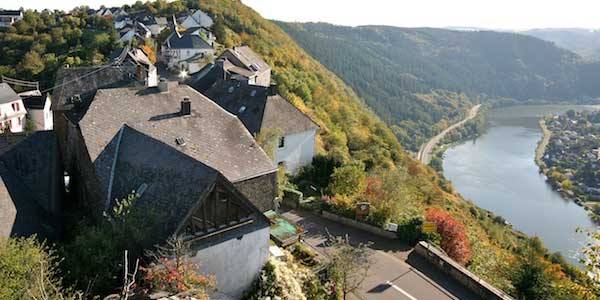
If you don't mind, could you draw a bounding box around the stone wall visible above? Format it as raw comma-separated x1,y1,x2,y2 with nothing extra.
414,241,515,300
321,211,398,239
234,172,277,212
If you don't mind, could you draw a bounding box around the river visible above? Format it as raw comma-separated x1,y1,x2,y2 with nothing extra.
443,105,600,266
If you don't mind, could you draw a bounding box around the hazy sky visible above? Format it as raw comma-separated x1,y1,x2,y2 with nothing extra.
6,0,600,30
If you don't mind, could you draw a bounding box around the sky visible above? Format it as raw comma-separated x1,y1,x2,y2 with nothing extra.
5,0,600,30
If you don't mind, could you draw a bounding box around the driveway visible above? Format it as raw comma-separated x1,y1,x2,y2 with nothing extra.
281,210,483,300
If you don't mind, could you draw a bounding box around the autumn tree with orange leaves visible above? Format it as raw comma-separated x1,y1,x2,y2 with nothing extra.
425,208,472,265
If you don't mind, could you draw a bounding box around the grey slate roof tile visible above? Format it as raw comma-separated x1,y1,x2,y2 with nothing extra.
204,81,319,136
79,84,276,183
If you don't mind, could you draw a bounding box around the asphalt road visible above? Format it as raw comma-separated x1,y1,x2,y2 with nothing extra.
417,104,482,165
281,210,483,300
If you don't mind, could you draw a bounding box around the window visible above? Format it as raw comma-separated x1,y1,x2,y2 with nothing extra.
12,102,19,112
278,136,285,148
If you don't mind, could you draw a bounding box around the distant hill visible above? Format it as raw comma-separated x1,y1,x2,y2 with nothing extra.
522,28,600,60
276,22,600,150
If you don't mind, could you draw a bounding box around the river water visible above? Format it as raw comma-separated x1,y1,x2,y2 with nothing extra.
443,105,600,265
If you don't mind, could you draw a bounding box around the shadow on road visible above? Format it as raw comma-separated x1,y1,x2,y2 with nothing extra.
405,251,478,299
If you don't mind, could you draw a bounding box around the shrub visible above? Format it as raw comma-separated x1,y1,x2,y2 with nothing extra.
328,163,366,197
141,237,215,298
0,237,77,300
425,208,472,264
396,217,440,246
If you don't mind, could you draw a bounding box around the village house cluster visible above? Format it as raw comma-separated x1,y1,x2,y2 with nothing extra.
0,6,318,300
543,111,600,200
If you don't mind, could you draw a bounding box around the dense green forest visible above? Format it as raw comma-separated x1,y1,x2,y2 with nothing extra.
276,22,600,150
522,28,600,60
0,8,119,88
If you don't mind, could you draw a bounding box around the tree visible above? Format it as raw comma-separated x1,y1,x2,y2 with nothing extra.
328,163,366,197
141,237,215,299
61,193,162,295
326,234,372,300
0,237,81,300
425,208,472,265
578,228,600,282
509,246,558,300
212,14,227,45
18,51,45,77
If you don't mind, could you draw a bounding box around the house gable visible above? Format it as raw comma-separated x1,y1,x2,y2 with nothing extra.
178,174,268,242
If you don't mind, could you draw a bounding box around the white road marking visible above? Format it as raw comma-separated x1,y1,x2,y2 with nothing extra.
386,280,419,300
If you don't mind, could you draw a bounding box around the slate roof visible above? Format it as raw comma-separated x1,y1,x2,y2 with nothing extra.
186,63,225,93
95,125,269,248
22,95,46,110
204,81,319,136
222,46,270,73
0,10,22,16
166,29,213,49
80,84,276,184
0,83,20,104
51,66,138,122
0,131,60,239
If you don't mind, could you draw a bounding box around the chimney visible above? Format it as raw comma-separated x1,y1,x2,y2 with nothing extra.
268,83,278,96
158,78,168,92
181,96,191,116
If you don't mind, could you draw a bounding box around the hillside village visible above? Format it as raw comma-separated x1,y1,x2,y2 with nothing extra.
1,1,600,300
541,111,600,216
0,4,328,299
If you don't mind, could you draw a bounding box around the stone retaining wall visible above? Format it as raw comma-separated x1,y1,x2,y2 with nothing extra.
321,211,397,239
415,241,515,300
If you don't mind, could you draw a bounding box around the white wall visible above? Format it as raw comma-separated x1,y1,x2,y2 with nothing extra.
275,129,316,174
0,100,26,133
189,226,270,299
28,98,53,131
164,48,215,70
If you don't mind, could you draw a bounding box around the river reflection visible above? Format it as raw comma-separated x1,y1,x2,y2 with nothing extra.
443,105,600,266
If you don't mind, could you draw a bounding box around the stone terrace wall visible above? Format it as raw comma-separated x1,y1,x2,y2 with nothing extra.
415,241,515,300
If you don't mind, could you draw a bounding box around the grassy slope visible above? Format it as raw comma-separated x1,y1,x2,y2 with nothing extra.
199,0,594,296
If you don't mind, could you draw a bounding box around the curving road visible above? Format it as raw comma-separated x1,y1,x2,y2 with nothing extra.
417,104,481,165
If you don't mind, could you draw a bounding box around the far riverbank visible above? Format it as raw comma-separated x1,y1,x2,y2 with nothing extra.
535,119,550,169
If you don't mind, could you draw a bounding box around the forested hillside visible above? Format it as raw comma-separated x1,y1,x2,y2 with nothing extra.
198,1,597,298
276,22,600,150
522,28,600,60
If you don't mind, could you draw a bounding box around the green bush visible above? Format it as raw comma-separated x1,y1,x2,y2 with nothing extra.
396,217,439,246
245,261,281,300
291,243,318,267
0,237,76,300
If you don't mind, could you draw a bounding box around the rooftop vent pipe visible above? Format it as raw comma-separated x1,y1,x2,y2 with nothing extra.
181,96,191,116
158,78,168,92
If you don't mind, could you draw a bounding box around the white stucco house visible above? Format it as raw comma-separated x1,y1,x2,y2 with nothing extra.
180,9,213,29
20,90,53,131
0,83,27,133
0,10,22,27
204,81,319,174
218,46,272,87
162,27,215,74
